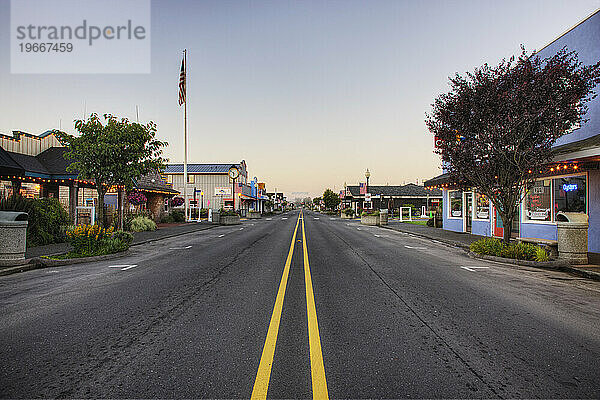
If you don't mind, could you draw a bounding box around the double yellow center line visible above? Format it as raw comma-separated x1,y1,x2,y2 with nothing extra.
251,210,329,399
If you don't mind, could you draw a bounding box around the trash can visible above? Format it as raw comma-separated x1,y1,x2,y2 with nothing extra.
0,211,29,266
379,209,388,226
556,212,588,265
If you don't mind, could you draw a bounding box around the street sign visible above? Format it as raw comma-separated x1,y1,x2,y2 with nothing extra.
215,187,232,196
365,193,371,202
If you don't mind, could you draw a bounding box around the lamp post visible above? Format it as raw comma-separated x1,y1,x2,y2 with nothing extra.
365,168,371,208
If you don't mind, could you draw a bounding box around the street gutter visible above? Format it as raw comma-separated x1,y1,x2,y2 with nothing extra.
0,223,219,277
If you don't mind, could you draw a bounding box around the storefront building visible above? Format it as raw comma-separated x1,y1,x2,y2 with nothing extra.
344,183,442,214
163,160,249,211
425,10,600,255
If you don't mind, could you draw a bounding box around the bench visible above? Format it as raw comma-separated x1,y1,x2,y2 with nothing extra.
517,237,558,257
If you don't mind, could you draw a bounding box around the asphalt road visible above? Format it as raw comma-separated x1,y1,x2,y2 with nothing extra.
1,209,599,398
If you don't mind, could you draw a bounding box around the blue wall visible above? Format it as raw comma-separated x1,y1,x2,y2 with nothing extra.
442,190,464,232
538,11,600,147
520,223,557,242
472,220,490,237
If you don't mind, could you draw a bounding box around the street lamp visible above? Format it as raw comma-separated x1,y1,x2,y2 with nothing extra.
365,168,370,193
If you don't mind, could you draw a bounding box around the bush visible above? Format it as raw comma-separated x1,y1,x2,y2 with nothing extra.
362,210,380,216
470,238,546,261
63,224,131,257
112,230,134,245
160,209,186,224
130,216,157,232
0,195,70,247
220,209,239,217
343,208,355,217
535,247,550,262
66,224,114,255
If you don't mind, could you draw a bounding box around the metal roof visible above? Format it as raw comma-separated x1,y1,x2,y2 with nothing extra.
164,164,240,173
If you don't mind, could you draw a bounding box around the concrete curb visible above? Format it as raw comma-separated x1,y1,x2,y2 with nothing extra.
130,223,218,247
0,224,219,277
380,225,471,251
468,251,600,282
380,225,600,283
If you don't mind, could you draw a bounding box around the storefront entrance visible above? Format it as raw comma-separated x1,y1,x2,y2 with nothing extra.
465,192,473,233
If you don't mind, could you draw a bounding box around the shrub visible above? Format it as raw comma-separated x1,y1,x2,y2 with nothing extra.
66,224,114,255
130,216,157,232
63,224,131,257
470,238,546,261
362,210,380,216
0,195,70,246
343,208,355,217
220,209,239,217
535,247,550,262
112,230,134,245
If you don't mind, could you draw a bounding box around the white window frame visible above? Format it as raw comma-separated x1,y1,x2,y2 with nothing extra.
472,191,490,221
520,171,588,225
447,190,463,219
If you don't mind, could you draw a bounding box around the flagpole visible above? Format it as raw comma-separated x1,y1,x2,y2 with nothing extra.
183,49,188,222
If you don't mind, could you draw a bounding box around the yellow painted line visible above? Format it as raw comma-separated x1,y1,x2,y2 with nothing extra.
251,214,301,399
301,212,329,399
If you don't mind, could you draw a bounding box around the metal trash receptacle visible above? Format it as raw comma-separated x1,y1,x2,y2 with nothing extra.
0,211,29,266
556,212,588,265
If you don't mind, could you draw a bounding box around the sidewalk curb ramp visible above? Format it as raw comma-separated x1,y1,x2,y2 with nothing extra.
0,224,218,277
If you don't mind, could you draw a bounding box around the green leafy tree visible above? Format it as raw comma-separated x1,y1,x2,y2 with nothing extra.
57,114,167,227
322,188,341,210
312,197,321,207
426,47,600,243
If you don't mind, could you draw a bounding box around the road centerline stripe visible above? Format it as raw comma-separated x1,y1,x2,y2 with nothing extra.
301,212,329,399
251,213,301,399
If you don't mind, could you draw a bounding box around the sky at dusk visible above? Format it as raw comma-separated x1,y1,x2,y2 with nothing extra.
0,0,599,197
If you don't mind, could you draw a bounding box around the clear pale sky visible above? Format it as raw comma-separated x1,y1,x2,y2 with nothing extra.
0,0,599,197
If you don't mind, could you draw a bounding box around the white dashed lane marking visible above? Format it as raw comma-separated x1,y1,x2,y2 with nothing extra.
169,245,192,250
404,245,426,250
461,266,490,272
108,264,138,271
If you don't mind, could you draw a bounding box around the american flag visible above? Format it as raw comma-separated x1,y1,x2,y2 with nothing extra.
178,57,186,105
359,182,366,194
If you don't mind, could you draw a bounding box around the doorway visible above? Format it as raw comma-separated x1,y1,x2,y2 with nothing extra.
465,192,473,233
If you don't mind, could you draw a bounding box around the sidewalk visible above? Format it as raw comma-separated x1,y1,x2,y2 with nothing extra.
383,220,600,281
384,220,481,250
24,222,218,259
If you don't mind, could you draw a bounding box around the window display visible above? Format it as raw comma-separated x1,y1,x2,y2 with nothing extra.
554,175,586,216
475,193,489,219
525,179,551,221
449,191,462,217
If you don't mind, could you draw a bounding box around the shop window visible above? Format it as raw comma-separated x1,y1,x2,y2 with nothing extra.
553,175,586,216
524,179,552,222
475,193,489,219
449,190,462,218
187,174,195,184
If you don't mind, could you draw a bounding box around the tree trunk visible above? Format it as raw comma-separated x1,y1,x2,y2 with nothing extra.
118,187,124,231
499,210,513,244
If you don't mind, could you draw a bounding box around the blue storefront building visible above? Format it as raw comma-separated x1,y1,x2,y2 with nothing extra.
425,10,600,257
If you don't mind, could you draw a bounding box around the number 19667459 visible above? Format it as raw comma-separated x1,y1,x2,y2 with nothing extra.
19,42,73,52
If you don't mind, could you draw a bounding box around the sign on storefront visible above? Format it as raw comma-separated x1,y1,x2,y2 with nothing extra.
215,187,231,196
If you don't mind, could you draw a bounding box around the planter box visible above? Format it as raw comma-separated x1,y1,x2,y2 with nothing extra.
360,214,379,226
341,213,354,219
247,211,262,219
220,215,241,225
